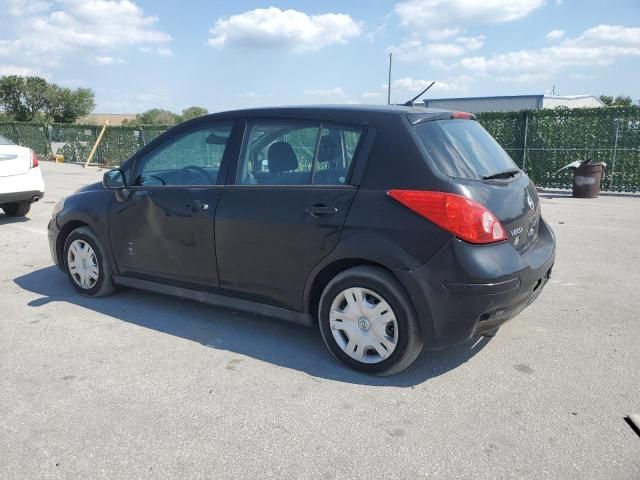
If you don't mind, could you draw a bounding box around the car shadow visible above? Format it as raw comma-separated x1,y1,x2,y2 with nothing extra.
15,266,491,387
0,213,30,224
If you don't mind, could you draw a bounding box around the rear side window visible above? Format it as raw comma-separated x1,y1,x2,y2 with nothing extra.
238,121,363,186
239,123,318,185
414,120,517,180
314,125,362,185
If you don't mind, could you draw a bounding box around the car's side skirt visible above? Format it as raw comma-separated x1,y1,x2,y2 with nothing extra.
112,275,315,327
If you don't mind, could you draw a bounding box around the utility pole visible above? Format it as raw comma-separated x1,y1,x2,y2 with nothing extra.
387,52,392,105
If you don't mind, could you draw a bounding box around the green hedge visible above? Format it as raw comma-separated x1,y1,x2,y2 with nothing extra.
1,106,639,192
477,107,640,192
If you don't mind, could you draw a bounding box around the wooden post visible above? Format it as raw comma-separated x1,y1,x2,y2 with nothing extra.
84,120,109,168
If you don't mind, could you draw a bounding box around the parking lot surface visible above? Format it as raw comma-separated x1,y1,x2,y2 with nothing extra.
1,162,639,479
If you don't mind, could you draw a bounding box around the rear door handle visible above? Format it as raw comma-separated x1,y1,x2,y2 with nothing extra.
305,205,338,216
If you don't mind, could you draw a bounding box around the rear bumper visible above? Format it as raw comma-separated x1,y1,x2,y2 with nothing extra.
395,218,556,349
0,167,45,204
0,189,44,204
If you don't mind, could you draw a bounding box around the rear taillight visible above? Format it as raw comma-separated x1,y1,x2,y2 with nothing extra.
387,190,507,244
30,150,39,168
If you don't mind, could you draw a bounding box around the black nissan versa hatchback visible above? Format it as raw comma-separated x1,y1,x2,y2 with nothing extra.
48,105,555,375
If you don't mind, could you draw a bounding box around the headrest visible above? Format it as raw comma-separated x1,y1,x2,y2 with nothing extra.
268,142,298,173
317,134,341,164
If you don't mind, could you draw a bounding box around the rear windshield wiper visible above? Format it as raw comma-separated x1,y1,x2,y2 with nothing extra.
482,168,521,180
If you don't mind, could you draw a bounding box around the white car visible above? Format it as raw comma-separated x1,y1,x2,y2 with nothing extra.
0,134,45,217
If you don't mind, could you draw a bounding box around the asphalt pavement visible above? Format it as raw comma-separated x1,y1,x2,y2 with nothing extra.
1,161,639,479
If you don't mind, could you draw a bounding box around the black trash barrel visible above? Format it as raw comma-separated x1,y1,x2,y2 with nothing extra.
572,163,604,198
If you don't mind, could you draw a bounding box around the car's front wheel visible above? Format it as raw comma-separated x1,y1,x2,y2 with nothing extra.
63,226,115,297
2,201,31,217
318,266,423,375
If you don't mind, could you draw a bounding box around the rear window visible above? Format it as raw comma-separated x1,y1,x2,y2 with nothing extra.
414,119,517,180
0,134,15,145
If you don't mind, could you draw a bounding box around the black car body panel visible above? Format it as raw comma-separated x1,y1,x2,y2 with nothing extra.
48,105,555,352
215,185,357,310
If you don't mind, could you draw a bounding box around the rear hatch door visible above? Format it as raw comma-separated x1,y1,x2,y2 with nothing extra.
413,118,540,252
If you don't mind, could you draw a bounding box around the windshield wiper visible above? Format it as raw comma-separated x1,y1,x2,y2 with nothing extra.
482,168,521,180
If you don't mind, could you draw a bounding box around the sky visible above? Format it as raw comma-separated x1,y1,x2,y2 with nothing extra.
1,0,639,113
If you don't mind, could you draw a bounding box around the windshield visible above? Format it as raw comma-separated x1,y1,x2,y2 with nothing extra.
414,119,518,180
0,134,15,145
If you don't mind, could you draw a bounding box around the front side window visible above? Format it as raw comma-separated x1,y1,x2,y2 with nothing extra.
134,123,232,186
238,121,363,186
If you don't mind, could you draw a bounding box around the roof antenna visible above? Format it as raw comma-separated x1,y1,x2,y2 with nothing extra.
403,81,435,106
387,53,392,106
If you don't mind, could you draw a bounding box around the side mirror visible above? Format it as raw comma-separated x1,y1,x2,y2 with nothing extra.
102,169,125,189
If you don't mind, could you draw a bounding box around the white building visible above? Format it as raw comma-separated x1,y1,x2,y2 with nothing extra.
422,94,604,113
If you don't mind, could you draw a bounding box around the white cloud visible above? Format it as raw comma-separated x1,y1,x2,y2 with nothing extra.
385,76,474,95
6,0,51,16
303,87,359,104
495,73,550,83
568,73,593,80
456,24,640,80
208,7,361,52
304,87,348,98
395,0,545,29
93,56,124,65
156,47,173,57
545,29,565,40
389,35,484,61
426,28,460,41
0,0,171,67
362,92,383,98
238,92,262,99
0,64,39,76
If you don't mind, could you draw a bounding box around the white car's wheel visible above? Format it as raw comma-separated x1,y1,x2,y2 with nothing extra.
2,201,31,217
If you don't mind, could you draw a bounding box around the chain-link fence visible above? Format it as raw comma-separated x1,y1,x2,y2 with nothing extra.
477,107,640,192
1,106,639,192
0,122,171,166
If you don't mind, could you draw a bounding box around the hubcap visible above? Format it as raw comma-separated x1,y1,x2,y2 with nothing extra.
329,287,399,364
67,239,99,290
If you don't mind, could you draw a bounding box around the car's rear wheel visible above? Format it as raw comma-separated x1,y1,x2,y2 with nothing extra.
2,201,31,217
318,266,423,375
63,226,114,297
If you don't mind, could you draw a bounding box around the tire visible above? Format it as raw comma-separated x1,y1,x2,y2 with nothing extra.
318,266,423,375
63,226,115,297
2,201,31,217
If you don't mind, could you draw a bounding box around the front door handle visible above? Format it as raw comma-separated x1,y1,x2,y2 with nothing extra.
305,204,338,216
133,190,152,198
187,200,209,212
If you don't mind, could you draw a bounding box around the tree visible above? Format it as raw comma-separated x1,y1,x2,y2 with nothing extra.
180,106,208,121
0,75,95,122
599,94,634,107
45,87,95,123
127,108,180,125
0,76,50,121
